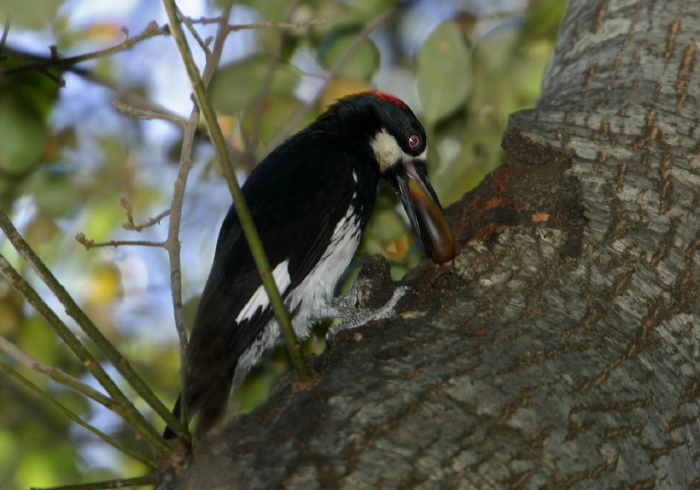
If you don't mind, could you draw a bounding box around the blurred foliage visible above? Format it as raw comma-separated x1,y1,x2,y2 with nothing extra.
418,21,472,125
0,0,566,488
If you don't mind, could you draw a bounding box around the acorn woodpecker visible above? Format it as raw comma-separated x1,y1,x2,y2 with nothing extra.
164,91,455,440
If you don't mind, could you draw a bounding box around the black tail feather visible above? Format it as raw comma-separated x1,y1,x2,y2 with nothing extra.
163,395,182,440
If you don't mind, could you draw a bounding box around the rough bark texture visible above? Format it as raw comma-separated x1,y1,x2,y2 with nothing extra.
163,0,700,487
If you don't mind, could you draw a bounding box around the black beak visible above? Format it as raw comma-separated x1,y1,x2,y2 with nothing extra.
384,159,455,264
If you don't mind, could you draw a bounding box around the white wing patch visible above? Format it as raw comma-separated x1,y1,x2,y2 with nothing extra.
285,204,362,336
235,259,291,324
232,206,363,392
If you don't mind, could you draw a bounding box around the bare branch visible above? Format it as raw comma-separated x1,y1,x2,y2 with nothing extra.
187,16,327,31
0,22,169,78
75,233,166,250
113,100,188,127
0,335,115,408
159,0,237,440
124,210,172,232
117,198,172,232
177,4,212,56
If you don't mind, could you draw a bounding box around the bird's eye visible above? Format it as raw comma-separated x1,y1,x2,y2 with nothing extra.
408,135,421,149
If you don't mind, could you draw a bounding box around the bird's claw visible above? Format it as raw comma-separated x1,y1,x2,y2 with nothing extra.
331,280,360,309
326,285,414,344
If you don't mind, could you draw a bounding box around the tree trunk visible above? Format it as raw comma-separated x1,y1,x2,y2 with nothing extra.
164,0,700,487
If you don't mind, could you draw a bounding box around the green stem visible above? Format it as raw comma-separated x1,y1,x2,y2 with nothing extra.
0,334,121,412
0,204,185,449
0,361,154,467
162,0,237,440
162,2,314,383
0,252,168,452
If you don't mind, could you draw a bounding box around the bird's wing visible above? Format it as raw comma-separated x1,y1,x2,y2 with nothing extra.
183,145,359,422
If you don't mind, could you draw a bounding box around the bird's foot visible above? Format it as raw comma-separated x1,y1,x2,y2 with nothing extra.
325,285,413,344
331,279,361,309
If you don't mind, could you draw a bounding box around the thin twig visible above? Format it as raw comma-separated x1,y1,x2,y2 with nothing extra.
163,121,196,440
228,18,326,32
119,197,171,231
0,203,189,446
160,0,236,440
0,361,154,467
188,17,327,31
113,100,188,127
0,336,116,410
163,0,316,393
177,4,212,56
124,210,172,232
263,8,397,155
75,233,166,250
0,22,169,78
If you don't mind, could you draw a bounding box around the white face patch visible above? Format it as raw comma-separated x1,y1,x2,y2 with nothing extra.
371,129,405,172
370,129,428,172
235,259,291,324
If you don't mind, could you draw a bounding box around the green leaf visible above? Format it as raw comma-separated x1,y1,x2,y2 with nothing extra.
24,169,81,218
210,55,299,115
0,72,58,180
240,93,315,146
318,25,380,80
0,0,62,29
417,21,472,125
523,0,568,40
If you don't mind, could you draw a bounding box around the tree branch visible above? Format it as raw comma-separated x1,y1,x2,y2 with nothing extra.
119,198,171,232
75,233,166,250
0,22,169,78
113,99,188,127
159,0,238,440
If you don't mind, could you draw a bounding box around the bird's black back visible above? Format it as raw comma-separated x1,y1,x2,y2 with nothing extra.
173,124,379,435
164,92,425,439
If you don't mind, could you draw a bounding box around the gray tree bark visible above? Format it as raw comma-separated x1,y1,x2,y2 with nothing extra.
164,0,700,487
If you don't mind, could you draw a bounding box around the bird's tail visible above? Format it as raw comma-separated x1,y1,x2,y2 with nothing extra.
163,395,182,440
162,372,233,439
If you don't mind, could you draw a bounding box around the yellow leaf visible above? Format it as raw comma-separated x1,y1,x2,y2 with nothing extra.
87,263,122,305
384,234,410,261
320,79,374,110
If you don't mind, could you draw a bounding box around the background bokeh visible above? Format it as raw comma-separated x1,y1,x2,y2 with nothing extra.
0,0,565,487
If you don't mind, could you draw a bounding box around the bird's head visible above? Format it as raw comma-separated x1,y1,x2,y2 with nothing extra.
325,91,456,264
